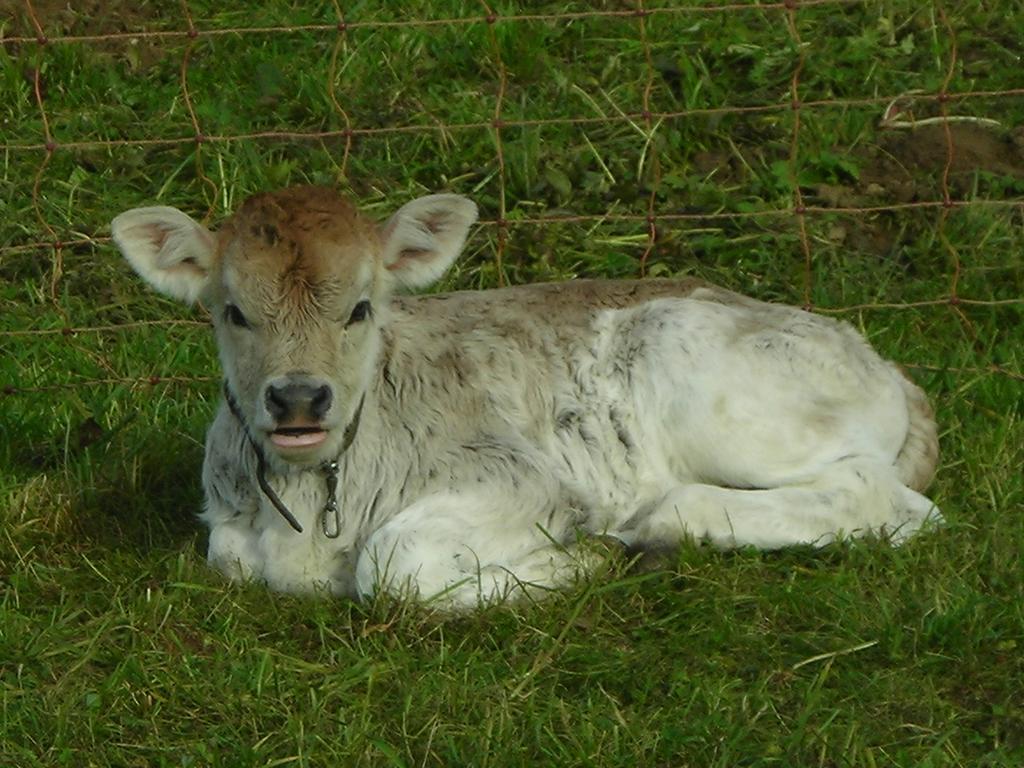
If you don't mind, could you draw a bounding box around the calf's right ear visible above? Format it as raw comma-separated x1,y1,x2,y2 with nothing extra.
111,206,217,304
380,194,478,291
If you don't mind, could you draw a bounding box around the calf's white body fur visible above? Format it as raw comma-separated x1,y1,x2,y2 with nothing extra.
112,186,940,609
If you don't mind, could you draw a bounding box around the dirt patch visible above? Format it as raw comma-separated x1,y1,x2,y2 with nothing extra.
694,122,1024,258
826,123,1024,206
694,123,1024,210
1,0,166,38
1,0,173,68
811,122,1024,256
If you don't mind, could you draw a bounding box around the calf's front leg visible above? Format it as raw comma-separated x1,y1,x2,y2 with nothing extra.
355,489,593,610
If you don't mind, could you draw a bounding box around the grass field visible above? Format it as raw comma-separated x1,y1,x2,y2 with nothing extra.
2,1,1023,765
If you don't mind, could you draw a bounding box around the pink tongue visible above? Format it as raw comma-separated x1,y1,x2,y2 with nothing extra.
271,431,327,449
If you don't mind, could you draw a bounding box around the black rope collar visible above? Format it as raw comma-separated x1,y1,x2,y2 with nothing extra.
223,382,364,538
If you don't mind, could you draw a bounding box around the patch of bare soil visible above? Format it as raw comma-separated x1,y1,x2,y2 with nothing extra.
823,123,1024,206
2,0,166,37
692,122,1024,257
811,123,1024,256
1,0,172,68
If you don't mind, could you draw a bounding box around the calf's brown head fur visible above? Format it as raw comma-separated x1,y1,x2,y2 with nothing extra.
112,185,478,466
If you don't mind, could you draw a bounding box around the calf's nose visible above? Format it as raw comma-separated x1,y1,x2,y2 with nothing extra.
265,379,333,424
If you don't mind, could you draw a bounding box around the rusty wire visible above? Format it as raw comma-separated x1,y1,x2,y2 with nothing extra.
2,0,1022,398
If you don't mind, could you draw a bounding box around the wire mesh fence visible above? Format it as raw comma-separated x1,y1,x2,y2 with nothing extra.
2,0,1023,405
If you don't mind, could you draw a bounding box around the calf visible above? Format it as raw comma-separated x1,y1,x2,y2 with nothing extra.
112,185,941,609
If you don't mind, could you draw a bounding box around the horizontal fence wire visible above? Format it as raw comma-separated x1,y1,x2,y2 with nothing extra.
5,91,1024,152
2,0,1022,399
2,1,874,46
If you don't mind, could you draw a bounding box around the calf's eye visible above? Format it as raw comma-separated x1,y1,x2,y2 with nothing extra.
225,304,251,329
347,300,371,326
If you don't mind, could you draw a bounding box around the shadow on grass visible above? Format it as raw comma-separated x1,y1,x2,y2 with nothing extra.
51,426,207,556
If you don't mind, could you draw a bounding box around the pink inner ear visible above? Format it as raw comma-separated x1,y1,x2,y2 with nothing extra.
141,222,171,251
423,213,445,234
386,247,431,270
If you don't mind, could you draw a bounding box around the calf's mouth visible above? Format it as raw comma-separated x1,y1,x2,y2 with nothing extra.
270,424,328,450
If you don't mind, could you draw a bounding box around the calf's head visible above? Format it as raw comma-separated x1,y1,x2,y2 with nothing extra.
112,185,477,465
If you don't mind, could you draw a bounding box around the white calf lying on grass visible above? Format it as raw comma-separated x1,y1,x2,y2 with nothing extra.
112,185,941,609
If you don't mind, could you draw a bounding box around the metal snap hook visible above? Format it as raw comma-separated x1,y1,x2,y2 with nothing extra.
321,460,341,538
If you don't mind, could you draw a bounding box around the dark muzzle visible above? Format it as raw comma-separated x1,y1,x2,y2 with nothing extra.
264,378,333,425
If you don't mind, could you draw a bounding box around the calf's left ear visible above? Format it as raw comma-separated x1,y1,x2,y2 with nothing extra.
111,206,217,304
380,194,478,290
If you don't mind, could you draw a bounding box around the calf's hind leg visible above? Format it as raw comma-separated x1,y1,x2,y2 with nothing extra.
617,458,941,551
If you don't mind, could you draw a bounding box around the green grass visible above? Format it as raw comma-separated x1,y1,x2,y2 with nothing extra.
2,1,1023,765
